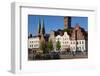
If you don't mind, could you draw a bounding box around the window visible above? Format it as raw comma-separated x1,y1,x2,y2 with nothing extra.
34,45,36,47
77,41,78,44
82,41,84,44
82,47,84,50
31,45,33,47
80,41,81,44
79,47,81,50
73,42,75,44
34,44,38,47
58,38,59,41
77,47,79,50
73,47,75,50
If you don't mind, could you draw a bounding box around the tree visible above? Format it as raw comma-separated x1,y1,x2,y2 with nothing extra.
47,40,54,52
64,28,72,33
56,40,61,51
40,41,46,54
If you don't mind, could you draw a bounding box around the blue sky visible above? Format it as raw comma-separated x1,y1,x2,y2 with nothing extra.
28,15,88,36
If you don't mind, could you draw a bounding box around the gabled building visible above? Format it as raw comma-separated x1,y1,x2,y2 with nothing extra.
55,32,70,51
70,24,87,51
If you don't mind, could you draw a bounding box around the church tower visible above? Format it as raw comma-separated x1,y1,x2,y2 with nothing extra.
64,17,71,29
38,18,45,36
41,18,45,36
40,19,45,44
38,19,41,35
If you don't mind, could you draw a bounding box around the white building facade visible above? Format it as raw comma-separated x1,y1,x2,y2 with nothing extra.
55,32,86,52
70,40,86,52
55,32,70,51
28,37,40,49
28,32,86,52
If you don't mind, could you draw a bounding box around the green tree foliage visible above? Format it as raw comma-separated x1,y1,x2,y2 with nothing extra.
40,41,46,54
64,28,72,33
47,40,54,52
56,40,61,50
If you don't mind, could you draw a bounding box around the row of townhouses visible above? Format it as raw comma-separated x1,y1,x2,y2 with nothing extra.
28,17,88,53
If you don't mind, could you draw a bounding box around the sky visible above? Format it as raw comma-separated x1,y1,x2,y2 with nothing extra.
28,15,88,36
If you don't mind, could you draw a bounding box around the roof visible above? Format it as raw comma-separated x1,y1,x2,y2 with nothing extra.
28,35,39,39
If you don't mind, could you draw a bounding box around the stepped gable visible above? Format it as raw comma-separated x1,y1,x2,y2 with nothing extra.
71,24,87,40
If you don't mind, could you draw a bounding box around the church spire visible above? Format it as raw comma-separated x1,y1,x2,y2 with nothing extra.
41,18,45,35
38,18,41,35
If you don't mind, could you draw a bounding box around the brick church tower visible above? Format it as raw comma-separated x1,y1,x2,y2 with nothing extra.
64,17,71,29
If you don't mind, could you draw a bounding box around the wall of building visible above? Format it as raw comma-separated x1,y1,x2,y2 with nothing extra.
28,37,40,49
70,40,86,51
28,31,86,52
